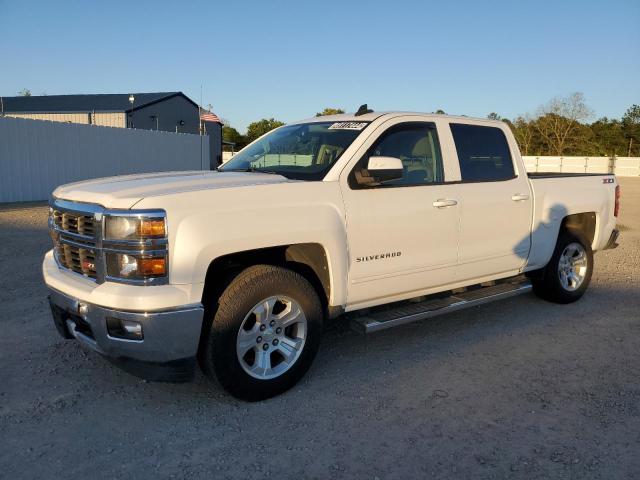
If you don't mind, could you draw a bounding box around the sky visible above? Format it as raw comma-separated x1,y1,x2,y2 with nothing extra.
0,0,638,132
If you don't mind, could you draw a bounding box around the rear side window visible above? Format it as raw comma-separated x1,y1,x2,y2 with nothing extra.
450,124,515,182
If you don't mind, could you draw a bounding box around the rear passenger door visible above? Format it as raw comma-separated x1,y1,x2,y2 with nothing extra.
450,122,533,279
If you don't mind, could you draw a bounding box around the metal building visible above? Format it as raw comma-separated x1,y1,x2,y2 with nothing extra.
1,91,223,168
1,92,203,134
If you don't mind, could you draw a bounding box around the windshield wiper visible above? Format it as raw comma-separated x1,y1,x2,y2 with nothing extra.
220,167,282,175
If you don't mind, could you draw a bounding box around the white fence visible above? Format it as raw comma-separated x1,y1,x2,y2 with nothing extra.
0,116,210,203
523,156,640,176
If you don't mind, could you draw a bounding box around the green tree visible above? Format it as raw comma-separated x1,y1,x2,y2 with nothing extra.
623,104,640,124
622,104,640,156
533,92,593,155
510,115,536,155
504,99,637,157
246,118,285,143
18,88,31,97
434,109,446,114
487,112,501,120
222,125,245,149
315,107,345,117
590,118,627,156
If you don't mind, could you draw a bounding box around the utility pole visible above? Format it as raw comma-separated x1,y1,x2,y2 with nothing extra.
128,94,135,128
200,84,204,169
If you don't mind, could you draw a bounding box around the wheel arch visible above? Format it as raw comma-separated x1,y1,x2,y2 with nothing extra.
525,209,598,272
561,211,597,247
200,243,334,317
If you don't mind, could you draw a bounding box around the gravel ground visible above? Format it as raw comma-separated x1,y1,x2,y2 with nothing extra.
1,179,639,480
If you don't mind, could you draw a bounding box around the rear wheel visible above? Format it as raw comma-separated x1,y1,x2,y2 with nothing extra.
530,230,593,304
200,265,323,401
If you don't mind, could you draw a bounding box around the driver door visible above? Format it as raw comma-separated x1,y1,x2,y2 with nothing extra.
340,120,461,309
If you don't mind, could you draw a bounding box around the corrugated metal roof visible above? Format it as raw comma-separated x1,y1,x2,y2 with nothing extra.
0,92,198,113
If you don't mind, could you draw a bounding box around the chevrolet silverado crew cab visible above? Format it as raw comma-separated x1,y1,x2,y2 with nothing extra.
44,108,621,400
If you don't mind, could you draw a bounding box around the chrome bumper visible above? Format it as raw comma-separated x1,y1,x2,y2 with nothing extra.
47,287,204,382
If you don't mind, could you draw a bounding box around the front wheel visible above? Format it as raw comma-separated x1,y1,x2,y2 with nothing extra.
530,230,593,304
200,265,323,401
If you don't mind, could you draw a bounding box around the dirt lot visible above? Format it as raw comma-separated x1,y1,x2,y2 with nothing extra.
1,178,639,480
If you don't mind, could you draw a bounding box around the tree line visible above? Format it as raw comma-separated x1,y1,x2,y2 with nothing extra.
223,95,639,157
501,93,639,157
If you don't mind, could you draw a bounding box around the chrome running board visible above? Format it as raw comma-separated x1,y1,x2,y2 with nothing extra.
350,277,532,334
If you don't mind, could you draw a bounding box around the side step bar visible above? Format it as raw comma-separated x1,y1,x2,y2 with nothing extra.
350,277,532,334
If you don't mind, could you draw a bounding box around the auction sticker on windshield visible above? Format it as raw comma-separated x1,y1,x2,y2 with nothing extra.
328,122,368,130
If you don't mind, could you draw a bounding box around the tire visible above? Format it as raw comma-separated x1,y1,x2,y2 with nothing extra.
530,230,593,304
200,265,323,401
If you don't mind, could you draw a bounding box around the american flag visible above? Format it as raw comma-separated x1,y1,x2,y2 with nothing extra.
200,111,222,123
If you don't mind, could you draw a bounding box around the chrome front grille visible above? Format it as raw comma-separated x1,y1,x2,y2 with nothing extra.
50,205,101,281
52,210,96,237
54,242,98,278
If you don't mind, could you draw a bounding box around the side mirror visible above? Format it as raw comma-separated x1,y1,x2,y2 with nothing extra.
366,156,403,183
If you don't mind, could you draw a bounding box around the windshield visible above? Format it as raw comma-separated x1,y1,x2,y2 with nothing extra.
219,121,369,180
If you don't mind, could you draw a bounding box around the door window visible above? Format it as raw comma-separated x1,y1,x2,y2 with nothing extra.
350,122,444,188
450,123,515,182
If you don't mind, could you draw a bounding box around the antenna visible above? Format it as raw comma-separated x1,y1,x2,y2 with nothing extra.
355,104,373,116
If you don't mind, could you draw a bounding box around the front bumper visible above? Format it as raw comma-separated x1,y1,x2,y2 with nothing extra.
48,287,204,382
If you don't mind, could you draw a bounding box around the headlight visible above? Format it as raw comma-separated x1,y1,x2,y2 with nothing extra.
106,253,167,280
105,216,166,240
103,210,168,284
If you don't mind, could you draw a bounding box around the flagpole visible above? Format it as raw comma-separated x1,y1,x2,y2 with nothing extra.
200,84,204,169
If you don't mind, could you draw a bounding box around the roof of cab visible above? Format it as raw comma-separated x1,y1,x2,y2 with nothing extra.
291,111,505,126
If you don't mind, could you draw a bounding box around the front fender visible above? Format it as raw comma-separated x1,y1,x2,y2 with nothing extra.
135,181,349,308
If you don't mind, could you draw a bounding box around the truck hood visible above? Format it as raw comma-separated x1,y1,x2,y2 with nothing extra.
53,171,291,209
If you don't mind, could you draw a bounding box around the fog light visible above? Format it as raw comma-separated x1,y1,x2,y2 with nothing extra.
106,317,143,341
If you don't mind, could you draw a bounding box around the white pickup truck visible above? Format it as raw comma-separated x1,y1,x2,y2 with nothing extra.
44,108,621,400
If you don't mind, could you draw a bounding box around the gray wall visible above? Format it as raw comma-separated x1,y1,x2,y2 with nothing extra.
0,116,210,203
130,95,200,134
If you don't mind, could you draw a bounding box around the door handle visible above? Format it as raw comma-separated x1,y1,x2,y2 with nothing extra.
511,194,529,201
432,199,458,208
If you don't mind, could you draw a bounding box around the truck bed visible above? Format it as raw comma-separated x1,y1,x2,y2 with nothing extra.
526,172,617,269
